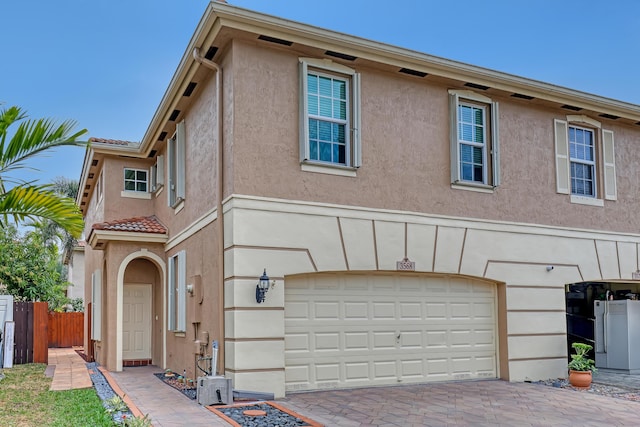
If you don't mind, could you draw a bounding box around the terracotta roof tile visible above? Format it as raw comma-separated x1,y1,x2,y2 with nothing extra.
92,215,167,234
89,137,139,146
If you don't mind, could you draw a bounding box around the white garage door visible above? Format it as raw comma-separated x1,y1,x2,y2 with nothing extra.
285,274,497,392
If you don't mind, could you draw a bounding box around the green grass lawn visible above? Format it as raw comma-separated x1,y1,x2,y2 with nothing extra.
0,364,114,427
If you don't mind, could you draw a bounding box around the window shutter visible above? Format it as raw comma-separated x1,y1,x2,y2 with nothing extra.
352,72,362,168
150,165,156,192
491,101,500,187
299,60,310,162
156,155,164,188
167,137,175,206
176,121,186,201
177,251,187,332
168,257,175,330
91,270,102,341
554,119,570,194
602,129,617,200
449,92,459,183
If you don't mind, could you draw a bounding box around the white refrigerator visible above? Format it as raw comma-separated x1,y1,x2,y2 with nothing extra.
594,299,640,373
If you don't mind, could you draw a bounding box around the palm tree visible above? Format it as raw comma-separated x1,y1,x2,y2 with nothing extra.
0,105,87,237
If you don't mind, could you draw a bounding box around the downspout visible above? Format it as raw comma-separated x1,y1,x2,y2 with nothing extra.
192,48,224,375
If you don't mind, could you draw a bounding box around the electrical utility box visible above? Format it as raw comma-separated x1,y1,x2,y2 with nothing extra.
197,376,233,405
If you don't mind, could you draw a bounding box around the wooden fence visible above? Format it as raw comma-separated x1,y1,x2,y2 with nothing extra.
13,301,48,364
48,311,84,348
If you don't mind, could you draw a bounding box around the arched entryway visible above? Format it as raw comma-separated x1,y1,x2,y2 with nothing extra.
116,250,166,371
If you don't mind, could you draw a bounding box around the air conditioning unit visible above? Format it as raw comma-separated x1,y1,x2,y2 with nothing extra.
197,376,233,406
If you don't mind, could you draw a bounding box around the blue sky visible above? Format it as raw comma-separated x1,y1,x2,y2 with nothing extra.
2,0,639,186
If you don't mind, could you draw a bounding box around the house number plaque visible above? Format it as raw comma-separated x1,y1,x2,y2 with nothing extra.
396,257,415,271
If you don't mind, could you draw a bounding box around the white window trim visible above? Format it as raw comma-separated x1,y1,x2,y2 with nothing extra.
120,190,151,200
571,195,604,207
299,57,361,173
448,89,500,189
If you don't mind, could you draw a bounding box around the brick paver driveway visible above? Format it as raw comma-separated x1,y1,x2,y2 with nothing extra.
281,380,639,426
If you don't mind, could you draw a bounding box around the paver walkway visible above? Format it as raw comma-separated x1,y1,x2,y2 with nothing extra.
47,347,92,391
108,365,231,426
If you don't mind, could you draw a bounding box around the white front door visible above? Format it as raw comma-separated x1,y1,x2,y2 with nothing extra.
123,284,152,360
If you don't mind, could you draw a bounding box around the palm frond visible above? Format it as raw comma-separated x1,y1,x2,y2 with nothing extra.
0,106,88,176
0,185,84,238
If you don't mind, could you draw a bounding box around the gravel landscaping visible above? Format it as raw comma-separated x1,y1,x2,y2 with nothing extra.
216,403,311,427
87,362,134,423
535,378,640,402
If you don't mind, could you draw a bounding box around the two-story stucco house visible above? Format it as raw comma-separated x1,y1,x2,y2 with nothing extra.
78,1,640,398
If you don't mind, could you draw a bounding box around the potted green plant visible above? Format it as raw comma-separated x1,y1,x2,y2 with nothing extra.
567,342,596,388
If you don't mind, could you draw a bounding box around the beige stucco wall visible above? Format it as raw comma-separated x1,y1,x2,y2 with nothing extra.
223,195,640,397
228,40,640,235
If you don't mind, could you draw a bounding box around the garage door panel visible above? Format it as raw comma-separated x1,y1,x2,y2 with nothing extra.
315,333,340,351
399,302,422,319
344,302,368,319
345,362,369,381
344,332,369,350
285,333,309,352
316,363,340,381
285,275,497,391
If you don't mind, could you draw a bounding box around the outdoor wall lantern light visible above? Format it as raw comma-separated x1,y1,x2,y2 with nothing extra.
256,268,271,303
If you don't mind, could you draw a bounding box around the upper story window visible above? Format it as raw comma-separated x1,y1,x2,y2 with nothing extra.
554,115,616,206
569,126,595,197
299,58,361,176
124,168,148,192
449,89,499,191
167,121,186,208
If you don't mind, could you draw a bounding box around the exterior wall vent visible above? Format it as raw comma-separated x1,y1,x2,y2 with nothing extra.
183,82,197,97
148,150,157,158
88,173,94,179
257,35,293,46
325,50,357,61
511,93,534,100
169,110,181,121
159,131,168,141
562,104,582,111
399,68,427,78
91,159,99,166
464,82,490,90
204,46,218,60
599,113,619,120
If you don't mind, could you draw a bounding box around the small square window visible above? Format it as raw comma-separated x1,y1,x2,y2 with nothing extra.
124,168,148,193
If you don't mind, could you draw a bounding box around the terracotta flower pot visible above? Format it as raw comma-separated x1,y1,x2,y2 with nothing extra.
568,370,592,388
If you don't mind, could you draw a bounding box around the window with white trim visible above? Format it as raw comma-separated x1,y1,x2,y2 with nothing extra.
554,115,616,204
167,121,186,207
449,89,499,188
569,126,595,197
123,168,148,192
168,250,186,332
150,155,164,193
299,58,361,171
